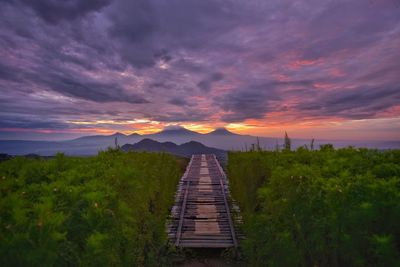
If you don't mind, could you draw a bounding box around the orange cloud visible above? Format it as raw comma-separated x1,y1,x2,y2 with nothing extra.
329,68,345,77
287,59,321,70
313,83,333,89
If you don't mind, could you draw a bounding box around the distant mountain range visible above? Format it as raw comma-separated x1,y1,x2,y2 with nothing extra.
0,126,399,156
121,139,226,161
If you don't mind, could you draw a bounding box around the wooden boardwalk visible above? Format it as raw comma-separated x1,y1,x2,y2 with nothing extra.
168,154,238,248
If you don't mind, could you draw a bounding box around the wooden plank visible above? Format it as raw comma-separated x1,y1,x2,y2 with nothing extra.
174,155,194,246
214,154,238,247
168,154,239,248
179,242,234,248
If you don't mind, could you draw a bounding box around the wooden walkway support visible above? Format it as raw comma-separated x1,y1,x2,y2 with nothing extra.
168,154,238,248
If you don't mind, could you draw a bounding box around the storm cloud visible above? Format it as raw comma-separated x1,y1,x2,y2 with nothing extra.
14,0,112,24
0,0,399,139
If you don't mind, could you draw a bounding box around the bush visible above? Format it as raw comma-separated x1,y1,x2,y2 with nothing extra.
0,150,182,266
228,148,400,267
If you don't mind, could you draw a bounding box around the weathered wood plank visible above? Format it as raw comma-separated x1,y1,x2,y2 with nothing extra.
168,154,238,248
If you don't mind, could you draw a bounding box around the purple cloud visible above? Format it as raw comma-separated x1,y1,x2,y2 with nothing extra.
0,0,399,139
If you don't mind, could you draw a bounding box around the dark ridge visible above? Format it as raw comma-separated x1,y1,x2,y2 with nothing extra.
0,153,12,162
72,132,126,141
124,138,178,152
121,138,226,161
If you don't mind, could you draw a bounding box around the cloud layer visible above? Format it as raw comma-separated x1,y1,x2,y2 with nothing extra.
0,0,399,139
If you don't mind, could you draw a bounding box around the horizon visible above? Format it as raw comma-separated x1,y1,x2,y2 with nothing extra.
1,1,399,142
0,125,399,143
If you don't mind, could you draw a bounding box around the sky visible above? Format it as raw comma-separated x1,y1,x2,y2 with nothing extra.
0,0,399,141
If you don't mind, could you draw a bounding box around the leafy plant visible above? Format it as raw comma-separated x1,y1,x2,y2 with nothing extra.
0,150,183,266
228,147,400,267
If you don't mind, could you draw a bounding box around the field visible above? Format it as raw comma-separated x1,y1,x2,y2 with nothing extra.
1,146,399,266
0,149,184,266
228,146,400,266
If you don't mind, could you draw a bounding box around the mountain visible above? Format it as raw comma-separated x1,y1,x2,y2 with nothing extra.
1,126,399,156
71,132,128,143
150,126,201,136
121,139,226,161
206,127,237,136
123,138,178,152
140,126,203,146
65,132,142,150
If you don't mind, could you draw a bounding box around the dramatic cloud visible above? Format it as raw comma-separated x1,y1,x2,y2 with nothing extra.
198,72,224,92
0,0,399,140
218,84,280,122
15,0,112,24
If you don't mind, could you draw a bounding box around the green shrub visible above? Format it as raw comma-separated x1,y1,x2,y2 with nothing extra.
0,150,182,266
228,148,400,266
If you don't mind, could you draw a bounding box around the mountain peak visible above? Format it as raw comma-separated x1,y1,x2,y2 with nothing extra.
208,127,236,136
158,125,200,135
110,132,126,137
161,125,186,131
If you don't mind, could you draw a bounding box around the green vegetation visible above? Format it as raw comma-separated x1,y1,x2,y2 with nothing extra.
228,147,400,267
0,149,183,266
